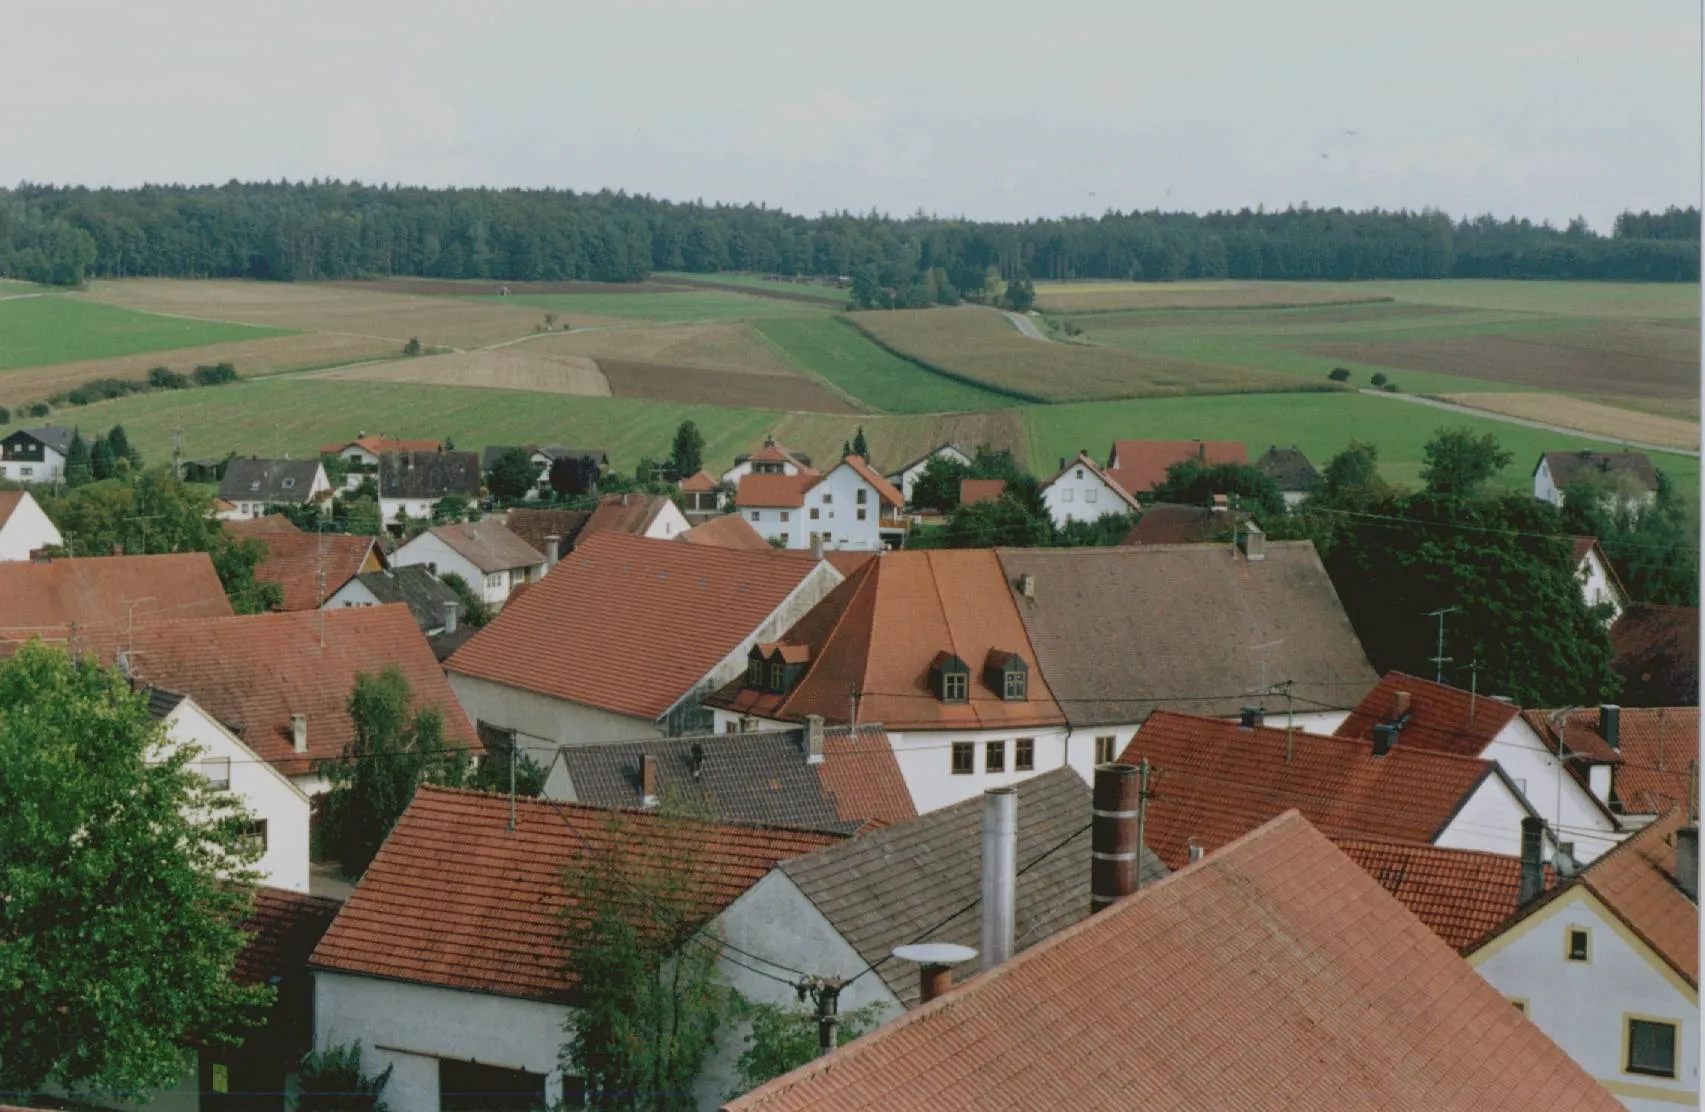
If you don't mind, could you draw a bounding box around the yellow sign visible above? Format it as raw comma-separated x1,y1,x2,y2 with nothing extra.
211,1063,228,1094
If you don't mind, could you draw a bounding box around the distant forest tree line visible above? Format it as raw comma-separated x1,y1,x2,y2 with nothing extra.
0,182,1697,289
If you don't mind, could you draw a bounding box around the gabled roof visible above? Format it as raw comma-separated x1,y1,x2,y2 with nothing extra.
838,455,905,509
1612,603,1699,706
1119,502,1239,546
1336,838,1553,953
958,478,1006,506
0,553,233,637
738,437,813,469
1537,449,1660,491
218,458,323,504
998,544,1377,726
679,469,719,493
777,768,1162,1008
726,811,1619,1112
707,551,1066,732
735,472,814,509
0,490,38,531
322,435,441,456
251,532,380,610
502,507,592,556
349,567,463,633
1607,708,1698,815
235,887,343,988
1106,438,1247,495
416,521,543,573
1570,535,1630,602
1119,710,1503,870
7,425,74,455
310,786,840,1002
65,605,475,777
886,442,966,479
1254,444,1319,491
378,450,482,500
1042,451,1141,511
580,493,677,539
446,533,827,721
1519,707,1622,765
681,513,771,550
555,723,914,832
1334,671,1520,758
222,514,302,535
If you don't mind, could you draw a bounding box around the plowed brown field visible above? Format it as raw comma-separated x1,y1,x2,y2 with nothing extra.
310,349,611,396
1436,393,1700,451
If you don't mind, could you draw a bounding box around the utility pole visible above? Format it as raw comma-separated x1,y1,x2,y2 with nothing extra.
1690,760,1698,825
1269,679,1296,763
1425,606,1459,684
508,736,518,832
171,426,184,480
796,975,844,1058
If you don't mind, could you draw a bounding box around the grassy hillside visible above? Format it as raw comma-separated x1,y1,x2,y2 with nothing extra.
753,317,1016,414
0,295,289,372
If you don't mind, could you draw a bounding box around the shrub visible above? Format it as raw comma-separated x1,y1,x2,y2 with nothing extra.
403,337,422,357
148,366,189,389
27,402,49,417
296,1043,392,1112
1327,367,1352,382
0,406,10,424
1370,371,1389,387
1383,381,1400,393
192,362,239,386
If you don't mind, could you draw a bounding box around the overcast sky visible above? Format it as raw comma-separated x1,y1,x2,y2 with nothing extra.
4,0,1697,231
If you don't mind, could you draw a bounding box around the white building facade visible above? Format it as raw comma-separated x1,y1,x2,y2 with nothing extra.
887,443,971,505
1040,452,1138,530
0,428,69,484
0,491,63,559
1486,716,1623,864
739,461,893,552
390,531,537,607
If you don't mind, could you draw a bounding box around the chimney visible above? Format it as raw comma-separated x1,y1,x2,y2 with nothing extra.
640,754,660,807
892,943,977,1006
1237,521,1265,561
1371,723,1397,757
1598,704,1620,750
810,533,825,561
1676,826,1698,902
1187,838,1204,863
545,534,561,570
738,715,760,733
980,787,1017,972
1239,706,1263,730
1392,690,1411,719
1019,573,1035,599
805,714,825,765
689,742,706,780
1519,817,1545,904
291,714,308,754
1091,763,1141,914
442,599,458,634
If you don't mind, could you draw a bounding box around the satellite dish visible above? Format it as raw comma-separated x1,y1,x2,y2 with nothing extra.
892,943,977,966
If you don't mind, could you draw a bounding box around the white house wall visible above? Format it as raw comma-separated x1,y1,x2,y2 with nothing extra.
643,499,691,540
1433,774,1544,858
314,972,571,1112
1042,463,1127,530
1470,890,1699,1112
1489,720,1622,863
1579,550,1625,623
0,492,62,559
391,533,508,605
891,446,971,503
0,447,66,484
381,497,440,527
1534,460,1563,506
449,672,661,764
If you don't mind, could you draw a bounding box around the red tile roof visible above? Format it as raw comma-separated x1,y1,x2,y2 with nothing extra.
1120,502,1239,545
726,811,1619,1112
1119,710,1501,870
1520,708,1622,765
1601,708,1698,815
251,532,381,611
581,493,677,539
679,469,719,493
839,456,904,509
681,513,771,550
824,550,876,578
1334,671,1520,758
310,786,839,1001
1612,603,1699,706
234,887,343,987
958,478,1006,506
223,514,303,535
446,533,826,721
1106,438,1248,495
421,521,543,573
708,551,1066,732
736,472,813,509
64,605,475,777
0,490,31,529
818,727,917,828
1336,838,1552,953
1044,451,1142,510
0,553,234,637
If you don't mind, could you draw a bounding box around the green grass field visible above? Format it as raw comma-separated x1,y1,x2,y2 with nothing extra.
0,295,289,372
754,317,1016,414
488,290,830,323
655,272,851,303
0,279,45,294
1346,279,1701,320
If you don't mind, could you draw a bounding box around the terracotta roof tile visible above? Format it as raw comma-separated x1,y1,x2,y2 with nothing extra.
1600,707,1698,815
0,553,233,636
1520,708,1622,765
1577,809,1698,985
222,514,303,535
839,455,905,509
581,493,676,538
234,887,343,987
502,508,592,555
446,533,826,721
251,532,381,610
726,811,1618,1112
1612,603,1699,706
1106,438,1247,495
679,469,719,493
824,550,876,577
1120,502,1238,545
1334,671,1520,758
1119,710,1500,869
958,478,1006,506
310,786,839,1001
681,513,771,550
0,490,23,529
736,472,813,509
420,521,543,573
1336,838,1553,953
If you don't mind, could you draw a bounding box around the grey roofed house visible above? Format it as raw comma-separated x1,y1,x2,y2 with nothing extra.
503,507,593,555
349,566,463,634
997,542,1379,726
775,768,1166,1009
1254,445,1319,493
14,426,75,456
218,458,324,505
422,521,544,574
1536,449,1660,492
547,722,916,834
378,450,482,500
480,445,609,472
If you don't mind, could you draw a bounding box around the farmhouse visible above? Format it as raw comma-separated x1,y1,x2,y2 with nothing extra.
735,455,905,551
0,490,62,560
480,444,607,500
1254,444,1320,506
0,552,233,639
1467,810,1699,1111
326,566,464,636
578,491,690,542
1573,535,1630,622
1105,437,1248,496
391,521,543,608
720,435,814,487
377,450,481,527
1613,603,1698,707
444,533,843,751
248,530,385,611
217,458,332,521
0,425,72,484
1038,450,1140,530
725,812,1618,1112
310,787,838,1112
319,435,441,490
1533,449,1660,508
885,441,970,503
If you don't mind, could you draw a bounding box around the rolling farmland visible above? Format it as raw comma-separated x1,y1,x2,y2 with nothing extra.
752,317,1016,413
0,294,287,371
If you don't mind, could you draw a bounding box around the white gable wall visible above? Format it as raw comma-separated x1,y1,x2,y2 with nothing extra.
1487,719,1622,863
801,464,883,551
0,491,63,559
891,445,972,503
1433,772,1553,858
1534,458,1563,506
1041,461,1128,530
391,532,529,606
1578,548,1625,623
642,498,691,540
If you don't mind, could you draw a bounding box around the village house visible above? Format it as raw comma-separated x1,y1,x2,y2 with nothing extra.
958,478,1006,506
309,787,839,1112
1534,449,1661,508
501,506,589,562
444,533,843,752
391,521,543,608
217,458,332,521
0,552,233,639
1573,535,1631,622
884,442,970,504
377,450,481,527
678,469,727,521
1119,501,1245,545
319,435,442,490
247,531,386,611
578,491,690,542
1468,811,1699,1111
719,435,814,487
0,490,62,559
1038,450,1140,529
1334,674,1624,863
326,566,464,638
0,425,72,484
1105,437,1248,497
1522,705,1700,827
480,444,607,500
1254,444,1320,506
1613,603,1699,707
724,811,1620,1112
735,455,905,551
681,512,771,550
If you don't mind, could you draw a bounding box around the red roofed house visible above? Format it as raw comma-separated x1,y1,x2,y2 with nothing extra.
958,477,1006,506
678,468,727,520
249,531,386,611
680,511,772,551
578,491,690,542
1106,437,1248,496
0,489,62,560
1336,674,1623,863
1337,837,1555,954
1525,705,1700,825
736,455,905,551
444,532,845,752
0,552,233,640
320,434,442,490
1039,450,1141,529
1469,809,1699,1109
719,434,815,487
391,521,544,608
725,811,1621,1112
310,786,839,1110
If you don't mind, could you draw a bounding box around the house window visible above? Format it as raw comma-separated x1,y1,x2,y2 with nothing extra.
986,740,1005,773
780,511,790,522
1075,468,1084,479
856,489,867,504
943,672,968,702
18,467,30,477
1015,738,1035,771
1004,671,1027,700
810,507,820,520
822,493,833,504
1565,927,1590,962
238,820,268,854
1626,1017,1679,1078
1095,736,1116,764
486,573,504,589
1085,489,1098,504
750,511,760,522
779,533,790,545
770,662,784,690
202,757,231,790
951,742,974,775
857,508,867,521
724,720,738,734
1061,489,1074,503
747,660,763,687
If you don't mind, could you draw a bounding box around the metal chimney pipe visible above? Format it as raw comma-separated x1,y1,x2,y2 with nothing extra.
442,599,458,634
810,533,825,561
979,787,1017,973
1091,763,1141,913
545,534,562,571
1519,817,1545,904
1598,704,1620,750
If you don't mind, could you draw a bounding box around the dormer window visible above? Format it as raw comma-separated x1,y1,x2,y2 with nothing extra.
747,643,809,696
944,673,967,700
769,662,784,690
747,658,763,687
930,652,971,704
984,650,1030,702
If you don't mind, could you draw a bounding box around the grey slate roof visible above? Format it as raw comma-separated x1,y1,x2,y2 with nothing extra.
1255,445,1319,492
997,543,1379,726
379,451,482,500
218,458,323,504
144,686,186,720
19,426,74,455
778,768,1166,1008
1537,449,1660,492
351,566,462,633
503,508,593,555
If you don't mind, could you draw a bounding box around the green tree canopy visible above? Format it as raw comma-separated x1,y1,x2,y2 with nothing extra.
907,454,971,512
1313,440,1386,505
851,427,870,459
0,642,270,1098
487,447,539,502
944,495,1051,548
1420,426,1514,497
730,1000,884,1099
671,421,706,479
63,431,92,487
1561,470,1700,606
1150,459,1286,519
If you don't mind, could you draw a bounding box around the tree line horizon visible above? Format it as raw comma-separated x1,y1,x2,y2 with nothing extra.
0,181,1697,287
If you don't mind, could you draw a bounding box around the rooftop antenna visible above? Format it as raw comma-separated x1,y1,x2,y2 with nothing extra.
1425,606,1460,684
120,596,154,657
1269,679,1297,762
1249,639,1282,706
1467,659,1481,722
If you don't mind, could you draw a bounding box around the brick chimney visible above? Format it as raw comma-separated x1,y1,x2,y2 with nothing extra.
804,714,825,765
1519,817,1545,904
291,714,308,754
892,943,978,1005
1091,763,1141,914
1392,690,1411,718
640,754,660,807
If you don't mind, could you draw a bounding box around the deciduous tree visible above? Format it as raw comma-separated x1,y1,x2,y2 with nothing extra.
1420,426,1514,498
488,447,539,502
671,421,706,479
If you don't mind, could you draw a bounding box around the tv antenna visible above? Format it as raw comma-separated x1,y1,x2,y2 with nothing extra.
1425,606,1459,684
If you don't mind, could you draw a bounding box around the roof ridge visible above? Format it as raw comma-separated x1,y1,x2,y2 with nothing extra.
1147,709,1497,769
414,783,857,840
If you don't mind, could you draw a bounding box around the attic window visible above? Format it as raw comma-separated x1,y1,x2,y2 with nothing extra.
943,673,967,701
930,652,971,704
746,659,763,687
984,650,1029,702
282,477,295,489
1565,927,1591,962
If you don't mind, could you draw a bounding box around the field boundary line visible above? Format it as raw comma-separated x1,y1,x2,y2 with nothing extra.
651,274,848,305
1042,296,1398,317
837,314,1050,406
746,323,883,416
1362,389,1700,458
